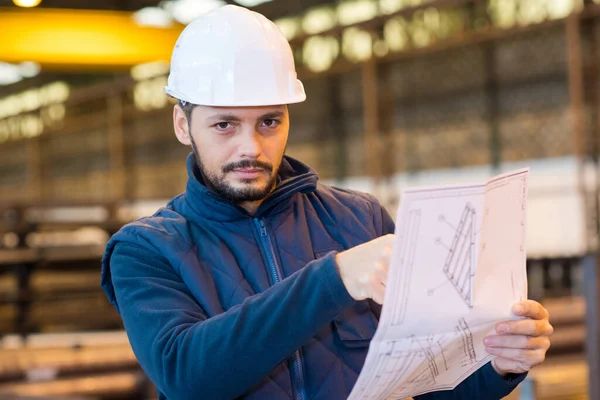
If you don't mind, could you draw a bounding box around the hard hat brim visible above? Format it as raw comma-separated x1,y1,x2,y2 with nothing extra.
164,87,306,107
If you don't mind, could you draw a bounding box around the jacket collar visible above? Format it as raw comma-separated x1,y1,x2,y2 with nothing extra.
178,152,318,222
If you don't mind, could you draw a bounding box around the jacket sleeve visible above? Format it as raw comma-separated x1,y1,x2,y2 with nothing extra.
370,195,396,237
110,242,355,399
415,362,526,400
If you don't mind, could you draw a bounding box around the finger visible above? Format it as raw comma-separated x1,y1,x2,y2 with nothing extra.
379,239,393,272
371,291,384,305
484,335,551,350
512,300,549,320
496,319,554,337
382,233,395,244
379,250,391,269
371,282,386,304
485,347,545,367
382,244,393,259
373,261,388,284
369,272,387,304
374,233,395,248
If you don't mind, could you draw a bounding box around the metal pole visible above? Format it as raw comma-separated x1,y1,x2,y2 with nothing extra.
567,10,600,400
566,12,590,248
483,42,501,170
583,1,600,254
361,58,382,187
26,137,42,204
378,61,396,207
107,92,125,200
583,255,600,400
329,75,348,183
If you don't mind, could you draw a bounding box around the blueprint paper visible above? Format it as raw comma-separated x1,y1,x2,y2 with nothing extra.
348,169,529,400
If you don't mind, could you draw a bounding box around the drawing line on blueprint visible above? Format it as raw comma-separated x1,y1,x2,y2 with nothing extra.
381,337,438,399
456,318,477,364
437,339,449,371
378,340,420,398
385,332,455,398
433,203,477,308
368,319,479,400
390,209,421,327
520,175,527,253
390,319,479,399
415,336,440,382
427,278,451,296
354,339,419,399
511,271,518,299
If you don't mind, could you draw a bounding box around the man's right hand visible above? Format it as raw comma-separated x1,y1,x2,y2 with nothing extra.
335,234,395,304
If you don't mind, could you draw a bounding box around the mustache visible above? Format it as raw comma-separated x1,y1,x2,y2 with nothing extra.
222,159,273,174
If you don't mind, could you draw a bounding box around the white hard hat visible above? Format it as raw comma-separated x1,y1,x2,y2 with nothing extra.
164,5,306,106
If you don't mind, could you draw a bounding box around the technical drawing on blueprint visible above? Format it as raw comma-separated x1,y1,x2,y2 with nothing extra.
348,168,529,400
440,203,477,308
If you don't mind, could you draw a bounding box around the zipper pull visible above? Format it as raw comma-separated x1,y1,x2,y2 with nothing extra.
257,219,267,237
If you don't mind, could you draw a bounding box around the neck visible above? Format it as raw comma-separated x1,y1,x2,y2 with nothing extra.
238,200,263,215
238,179,279,215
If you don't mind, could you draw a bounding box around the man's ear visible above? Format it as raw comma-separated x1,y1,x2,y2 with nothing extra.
173,104,192,146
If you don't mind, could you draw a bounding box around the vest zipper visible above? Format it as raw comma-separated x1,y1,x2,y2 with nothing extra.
254,218,306,400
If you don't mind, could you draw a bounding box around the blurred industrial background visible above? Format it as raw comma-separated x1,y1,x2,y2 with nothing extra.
0,0,598,399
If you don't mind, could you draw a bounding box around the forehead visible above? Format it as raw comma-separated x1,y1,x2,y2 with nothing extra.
194,105,288,121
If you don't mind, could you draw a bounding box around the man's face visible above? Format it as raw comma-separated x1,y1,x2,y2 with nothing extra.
179,105,289,203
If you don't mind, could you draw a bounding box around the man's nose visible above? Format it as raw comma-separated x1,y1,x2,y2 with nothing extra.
237,130,262,159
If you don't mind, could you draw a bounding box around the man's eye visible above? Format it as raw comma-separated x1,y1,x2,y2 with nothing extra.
216,122,231,130
263,119,279,127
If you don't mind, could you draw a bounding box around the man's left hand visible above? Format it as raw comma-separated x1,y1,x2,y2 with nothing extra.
484,300,553,375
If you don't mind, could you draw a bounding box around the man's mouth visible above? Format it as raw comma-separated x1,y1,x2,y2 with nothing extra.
232,168,266,179
234,168,264,173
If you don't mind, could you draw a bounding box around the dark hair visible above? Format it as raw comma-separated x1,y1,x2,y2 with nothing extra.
179,100,197,129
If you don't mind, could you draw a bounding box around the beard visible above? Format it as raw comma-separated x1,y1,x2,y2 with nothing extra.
190,137,279,203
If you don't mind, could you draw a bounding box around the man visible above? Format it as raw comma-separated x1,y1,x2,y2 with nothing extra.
101,5,552,400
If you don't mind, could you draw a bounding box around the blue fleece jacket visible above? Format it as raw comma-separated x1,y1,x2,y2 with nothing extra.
101,153,525,399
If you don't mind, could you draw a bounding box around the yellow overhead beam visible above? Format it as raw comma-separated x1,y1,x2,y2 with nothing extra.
0,8,184,71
